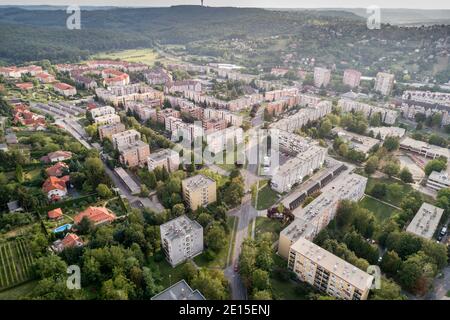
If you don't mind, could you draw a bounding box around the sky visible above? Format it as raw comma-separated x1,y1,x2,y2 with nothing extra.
1,0,450,10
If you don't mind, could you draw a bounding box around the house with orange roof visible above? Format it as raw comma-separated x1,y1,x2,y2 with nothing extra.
53,82,77,97
74,206,116,226
35,72,56,83
48,208,63,220
12,104,46,129
51,233,83,253
42,176,70,201
46,162,69,177
15,82,34,91
101,68,130,87
41,150,73,163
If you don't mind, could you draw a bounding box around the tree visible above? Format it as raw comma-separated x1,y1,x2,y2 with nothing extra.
252,290,272,300
15,164,24,183
96,183,112,199
370,183,387,199
33,255,68,279
318,119,332,138
196,212,213,227
252,269,270,291
382,161,400,177
371,278,406,300
399,167,414,183
205,222,227,252
380,250,402,276
76,216,94,235
191,269,228,300
100,273,136,300
424,159,447,176
428,134,447,147
383,136,400,152
171,203,185,217
398,252,436,295
364,156,379,175
139,184,149,197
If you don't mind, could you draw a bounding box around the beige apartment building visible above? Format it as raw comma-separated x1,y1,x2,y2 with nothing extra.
288,238,374,300
98,123,126,141
119,141,150,168
182,174,217,210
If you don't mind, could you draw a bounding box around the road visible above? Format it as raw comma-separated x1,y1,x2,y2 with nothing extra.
225,195,258,300
426,266,450,300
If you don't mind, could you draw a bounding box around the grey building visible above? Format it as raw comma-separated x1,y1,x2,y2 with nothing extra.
151,280,205,300
160,215,203,267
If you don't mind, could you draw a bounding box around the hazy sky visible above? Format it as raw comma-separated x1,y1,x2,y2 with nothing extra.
1,0,450,9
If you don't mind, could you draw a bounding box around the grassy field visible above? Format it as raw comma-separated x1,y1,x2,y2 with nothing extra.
255,184,280,210
91,49,159,66
147,256,186,289
254,217,283,243
0,239,35,291
359,196,402,222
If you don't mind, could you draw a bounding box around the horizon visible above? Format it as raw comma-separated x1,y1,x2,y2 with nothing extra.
1,1,450,10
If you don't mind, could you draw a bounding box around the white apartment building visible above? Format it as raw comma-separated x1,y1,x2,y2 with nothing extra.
147,148,180,173
202,108,244,127
112,129,141,151
93,114,121,125
278,173,367,259
332,128,380,155
90,105,115,118
271,146,327,193
271,100,333,133
288,238,374,300
406,202,444,240
205,126,243,155
369,126,406,140
160,215,204,267
401,90,450,127
343,69,361,88
338,99,398,125
400,137,450,159
427,171,450,191
314,67,331,88
374,72,395,96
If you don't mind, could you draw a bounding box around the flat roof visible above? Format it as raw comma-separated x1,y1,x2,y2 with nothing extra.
291,237,374,290
182,174,215,191
406,202,444,240
160,215,202,241
151,280,205,300
148,148,178,162
114,167,141,194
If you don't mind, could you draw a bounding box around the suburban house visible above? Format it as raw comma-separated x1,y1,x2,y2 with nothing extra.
74,206,116,226
51,233,83,253
53,82,77,97
47,208,63,220
45,162,69,177
35,72,56,83
41,150,73,163
42,176,70,201
15,82,34,91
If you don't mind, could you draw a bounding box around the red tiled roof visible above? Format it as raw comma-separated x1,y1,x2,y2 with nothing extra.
16,82,34,90
46,162,69,177
54,82,75,90
48,208,63,219
42,176,69,193
61,233,83,248
47,151,73,161
74,206,116,225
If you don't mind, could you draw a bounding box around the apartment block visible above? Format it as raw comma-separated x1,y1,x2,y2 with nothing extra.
160,215,203,267
112,129,141,151
98,122,126,141
119,141,150,168
202,118,227,133
314,67,331,88
147,148,180,173
94,114,121,125
332,128,380,155
278,173,367,259
125,102,158,122
288,238,374,300
368,126,405,140
202,108,244,127
399,137,450,159
182,174,217,210
90,105,116,118
271,146,327,193
401,90,450,127
205,126,243,155
343,69,361,88
374,72,395,96
337,99,398,125
427,171,450,191
157,108,181,124
406,202,444,240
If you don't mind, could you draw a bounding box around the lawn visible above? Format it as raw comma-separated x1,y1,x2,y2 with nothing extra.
91,49,159,66
359,196,402,222
147,256,187,289
254,217,284,243
194,216,236,269
255,184,280,210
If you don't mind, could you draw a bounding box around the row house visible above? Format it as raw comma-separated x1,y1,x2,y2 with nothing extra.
101,69,130,87
35,72,56,83
0,65,43,78
165,80,202,94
